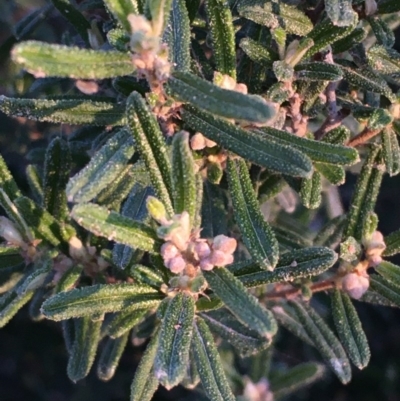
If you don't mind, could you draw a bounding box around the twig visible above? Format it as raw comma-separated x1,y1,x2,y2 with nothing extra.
347,127,382,147
262,279,336,301
314,108,350,140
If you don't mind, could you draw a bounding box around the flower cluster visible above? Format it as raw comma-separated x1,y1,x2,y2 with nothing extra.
242,378,273,401
339,231,386,299
147,197,237,276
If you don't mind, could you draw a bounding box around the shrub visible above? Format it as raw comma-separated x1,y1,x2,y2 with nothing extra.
1,0,400,399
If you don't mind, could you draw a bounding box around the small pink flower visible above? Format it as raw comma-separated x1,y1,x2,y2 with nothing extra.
212,235,237,254
190,133,207,150
194,241,211,259
209,250,234,266
200,258,214,271
167,256,186,274
161,242,179,263
342,272,370,300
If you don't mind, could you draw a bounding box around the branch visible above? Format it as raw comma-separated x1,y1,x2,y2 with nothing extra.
347,127,382,147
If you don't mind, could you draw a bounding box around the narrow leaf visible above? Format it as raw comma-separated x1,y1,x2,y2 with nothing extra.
126,92,174,216
104,308,149,339
103,0,139,32
227,158,278,270
382,127,400,176
192,317,235,401
182,106,313,177
41,283,161,321
42,137,71,220
130,328,160,401
0,154,22,201
172,131,197,222
299,171,322,209
204,0,236,78
67,316,102,382
383,229,400,257
325,0,356,27
0,96,126,126
97,332,129,382
376,261,400,288
71,203,160,253
0,290,34,328
290,301,351,384
203,268,277,339
331,290,370,369
169,71,275,124
155,293,195,389
12,41,134,79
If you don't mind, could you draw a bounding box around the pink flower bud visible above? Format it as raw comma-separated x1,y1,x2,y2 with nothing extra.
342,272,370,300
204,138,217,148
194,241,211,259
209,250,234,266
212,235,237,254
200,258,214,271
368,254,382,267
190,133,207,150
0,217,24,247
235,83,248,95
161,242,179,263
167,255,186,274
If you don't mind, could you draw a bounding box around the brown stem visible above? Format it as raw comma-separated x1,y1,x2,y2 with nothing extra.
262,279,336,301
314,108,351,140
347,127,382,147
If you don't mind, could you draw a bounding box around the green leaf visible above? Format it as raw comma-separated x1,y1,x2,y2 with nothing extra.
0,154,22,201
239,37,274,67
0,247,24,270
299,171,322,209
201,308,271,357
367,16,395,47
164,0,191,72
0,290,34,328
42,137,71,220
383,229,400,257
14,196,75,248
103,308,148,338
0,96,126,126
71,203,160,253
332,27,367,54
331,290,370,369
367,45,400,75
238,1,313,37
171,131,197,223
295,62,343,81
305,14,358,57
382,127,400,176
182,106,313,177
67,129,135,203
25,165,44,202
168,71,275,124
204,0,236,78
339,63,394,101
126,92,174,216
227,158,278,270
271,304,315,346
233,247,337,288
344,146,383,241
256,127,359,166
67,316,102,382
369,275,400,307
17,258,52,295
270,362,325,399
14,5,52,41
12,41,134,79
148,0,173,36
314,215,346,248
97,332,129,382
325,0,356,27
41,283,161,321
192,317,235,401
155,293,195,389
55,265,83,293
103,0,139,32
314,162,345,185
50,0,91,42
203,268,277,339
290,301,352,384
130,328,160,401
378,0,400,14
376,261,400,288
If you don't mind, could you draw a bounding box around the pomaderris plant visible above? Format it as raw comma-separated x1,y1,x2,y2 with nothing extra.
1,0,400,399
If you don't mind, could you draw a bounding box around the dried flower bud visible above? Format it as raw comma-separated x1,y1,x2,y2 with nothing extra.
161,242,179,263
167,255,186,274
212,235,237,254
190,132,207,150
194,241,211,259
214,72,236,90
68,236,89,262
0,216,25,247
342,272,370,300
75,80,99,95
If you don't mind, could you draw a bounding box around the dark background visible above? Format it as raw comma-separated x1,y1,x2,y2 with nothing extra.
1,1,400,400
